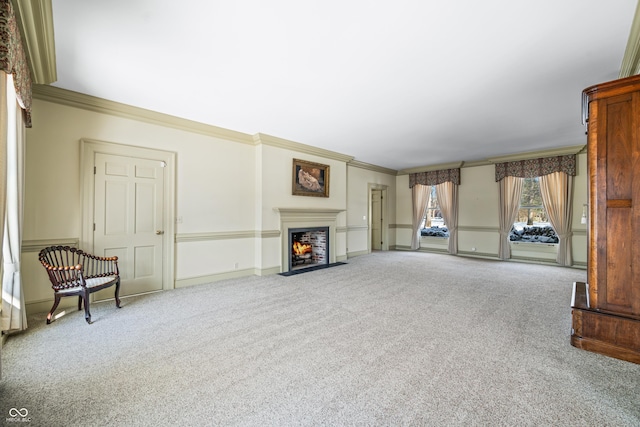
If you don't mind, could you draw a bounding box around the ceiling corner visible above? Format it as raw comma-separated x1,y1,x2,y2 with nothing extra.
12,0,57,84
619,0,640,78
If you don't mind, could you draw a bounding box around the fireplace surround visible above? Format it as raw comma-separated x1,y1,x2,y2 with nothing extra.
275,208,343,273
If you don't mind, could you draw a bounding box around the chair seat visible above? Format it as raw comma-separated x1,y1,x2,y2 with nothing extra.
57,276,119,294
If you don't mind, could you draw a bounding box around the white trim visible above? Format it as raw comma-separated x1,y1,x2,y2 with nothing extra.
399,161,464,175
348,160,397,175
486,145,585,163
34,85,254,145
254,133,354,163
21,238,79,252
510,241,558,253
175,230,280,243
347,249,369,258
619,1,640,78
12,0,57,84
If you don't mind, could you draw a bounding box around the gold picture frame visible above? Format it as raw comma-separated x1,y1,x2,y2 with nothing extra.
292,158,330,197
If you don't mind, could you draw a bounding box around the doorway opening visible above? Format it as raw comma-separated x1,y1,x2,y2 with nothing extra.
369,185,388,252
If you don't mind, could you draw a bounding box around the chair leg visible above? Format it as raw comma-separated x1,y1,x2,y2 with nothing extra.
47,294,62,324
82,289,92,324
78,295,83,311
115,278,121,308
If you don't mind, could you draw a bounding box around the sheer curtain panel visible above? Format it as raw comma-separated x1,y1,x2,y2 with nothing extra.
411,184,431,250
539,171,574,266
1,72,26,332
0,72,8,331
498,176,523,260
435,181,458,254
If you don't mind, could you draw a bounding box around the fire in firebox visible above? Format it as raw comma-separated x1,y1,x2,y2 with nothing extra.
292,241,312,255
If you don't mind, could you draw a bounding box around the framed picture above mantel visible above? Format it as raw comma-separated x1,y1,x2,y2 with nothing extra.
292,158,330,197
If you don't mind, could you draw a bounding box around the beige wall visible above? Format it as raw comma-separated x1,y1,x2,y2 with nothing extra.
25,98,259,311
346,164,397,256
254,141,351,271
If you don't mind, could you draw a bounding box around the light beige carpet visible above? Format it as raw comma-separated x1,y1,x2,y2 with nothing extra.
1,251,638,426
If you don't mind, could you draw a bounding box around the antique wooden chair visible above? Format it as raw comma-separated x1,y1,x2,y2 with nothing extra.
38,246,121,324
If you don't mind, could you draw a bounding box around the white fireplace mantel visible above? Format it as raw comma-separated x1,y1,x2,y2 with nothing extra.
275,208,344,272
274,208,343,219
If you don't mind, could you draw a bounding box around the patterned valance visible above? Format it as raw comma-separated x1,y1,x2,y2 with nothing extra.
494,154,576,182
409,168,460,188
0,0,32,127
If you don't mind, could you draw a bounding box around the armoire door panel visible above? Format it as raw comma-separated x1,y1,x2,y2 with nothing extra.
606,99,633,200
605,207,632,310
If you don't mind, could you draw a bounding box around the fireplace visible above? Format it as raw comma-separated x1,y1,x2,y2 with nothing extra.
289,227,329,271
275,208,343,273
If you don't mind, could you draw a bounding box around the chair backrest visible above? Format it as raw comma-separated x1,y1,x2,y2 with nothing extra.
38,246,87,291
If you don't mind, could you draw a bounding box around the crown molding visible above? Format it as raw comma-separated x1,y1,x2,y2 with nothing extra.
11,0,56,84
620,1,640,78
485,144,586,163
347,160,397,175
460,159,493,168
397,161,464,175
32,84,255,145
253,133,354,163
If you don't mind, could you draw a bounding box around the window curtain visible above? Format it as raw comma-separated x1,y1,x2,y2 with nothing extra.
410,168,460,187
0,72,8,334
539,171,574,266
494,155,576,181
495,154,576,261
498,176,523,260
409,168,460,252
435,181,458,254
0,0,32,127
411,184,431,250
1,71,26,332
1,0,30,334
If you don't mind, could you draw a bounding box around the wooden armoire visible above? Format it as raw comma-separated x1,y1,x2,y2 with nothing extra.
571,74,640,364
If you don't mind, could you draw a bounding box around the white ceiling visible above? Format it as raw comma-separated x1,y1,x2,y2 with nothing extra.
49,1,637,171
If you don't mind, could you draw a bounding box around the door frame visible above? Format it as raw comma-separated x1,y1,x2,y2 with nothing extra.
368,184,388,252
80,138,176,291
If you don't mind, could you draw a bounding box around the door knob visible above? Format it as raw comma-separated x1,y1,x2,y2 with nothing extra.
156,230,164,235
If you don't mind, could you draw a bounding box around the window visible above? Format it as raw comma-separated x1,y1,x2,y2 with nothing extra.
421,186,449,237
510,177,558,243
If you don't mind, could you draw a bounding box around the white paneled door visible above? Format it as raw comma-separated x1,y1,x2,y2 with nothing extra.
371,189,382,250
92,153,165,299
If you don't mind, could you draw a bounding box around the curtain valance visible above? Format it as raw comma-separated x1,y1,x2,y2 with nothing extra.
0,0,32,127
409,168,460,188
494,154,575,182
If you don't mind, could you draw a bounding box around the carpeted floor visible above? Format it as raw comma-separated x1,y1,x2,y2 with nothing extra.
1,251,639,426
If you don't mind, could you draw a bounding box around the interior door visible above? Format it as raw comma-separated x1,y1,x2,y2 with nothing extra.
371,189,382,250
92,153,165,299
